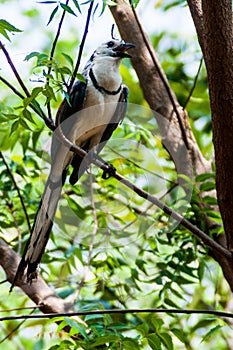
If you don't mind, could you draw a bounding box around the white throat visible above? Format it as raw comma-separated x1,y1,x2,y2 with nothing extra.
92,56,122,91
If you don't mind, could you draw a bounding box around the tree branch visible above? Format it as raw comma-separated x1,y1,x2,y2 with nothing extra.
1,307,233,322
68,0,94,92
186,0,205,54
0,238,72,314
0,41,31,97
110,0,210,180
51,122,231,260
47,0,70,120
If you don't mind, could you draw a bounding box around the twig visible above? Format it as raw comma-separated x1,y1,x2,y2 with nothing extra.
183,56,203,109
72,170,98,303
0,41,31,97
129,4,190,150
68,0,95,92
0,305,42,313
0,310,35,344
1,307,233,321
47,0,70,120
0,152,31,233
107,146,176,184
55,0,94,125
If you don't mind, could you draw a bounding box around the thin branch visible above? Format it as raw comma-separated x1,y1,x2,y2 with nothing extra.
72,170,98,304
55,0,94,126
1,307,233,322
108,146,176,184
52,121,231,260
0,310,34,344
0,305,42,313
68,0,95,92
0,152,31,233
129,3,190,150
47,0,70,120
0,41,31,97
183,56,203,109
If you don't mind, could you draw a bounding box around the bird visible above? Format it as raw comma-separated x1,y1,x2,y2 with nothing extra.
10,38,135,291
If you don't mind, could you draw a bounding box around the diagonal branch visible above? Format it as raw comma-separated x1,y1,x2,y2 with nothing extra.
0,41,31,97
55,0,94,125
51,119,231,260
68,0,95,92
0,238,72,314
47,0,70,120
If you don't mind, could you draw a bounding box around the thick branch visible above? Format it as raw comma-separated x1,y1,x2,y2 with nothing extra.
110,0,210,179
186,0,205,53
0,238,72,314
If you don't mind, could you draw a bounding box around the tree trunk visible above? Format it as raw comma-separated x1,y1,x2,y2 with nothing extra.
110,0,233,290
201,0,233,251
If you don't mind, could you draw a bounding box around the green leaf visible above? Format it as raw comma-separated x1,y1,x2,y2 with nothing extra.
202,195,218,205
60,3,77,16
20,118,32,130
47,5,59,25
22,109,36,125
151,317,164,331
72,0,81,13
147,334,162,350
123,339,141,350
89,334,120,348
10,120,19,134
42,84,57,102
195,172,215,182
62,53,74,67
159,332,173,350
0,19,22,41
64,317,88,340
65,196,86,219
24,51,40,61
171,328,186,344
136,323,149,336
201,325,222,343
64,91,71,106
200,181,215,192
76,73,86,83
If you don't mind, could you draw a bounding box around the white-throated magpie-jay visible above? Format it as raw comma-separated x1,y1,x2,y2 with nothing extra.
11,39,135,290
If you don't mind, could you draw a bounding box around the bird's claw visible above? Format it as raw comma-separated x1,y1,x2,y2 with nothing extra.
102,163,116,179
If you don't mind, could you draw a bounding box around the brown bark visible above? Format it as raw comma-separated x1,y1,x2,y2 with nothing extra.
201,0,233,251
0,238,72,314
110,0,210,180
110,0,233,289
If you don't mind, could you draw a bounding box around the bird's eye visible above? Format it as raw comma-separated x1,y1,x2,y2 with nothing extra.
107,41,115,48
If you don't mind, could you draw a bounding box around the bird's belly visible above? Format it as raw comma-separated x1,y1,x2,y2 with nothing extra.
71,87,120,148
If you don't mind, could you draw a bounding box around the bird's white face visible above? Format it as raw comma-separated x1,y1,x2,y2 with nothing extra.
95,39,135,59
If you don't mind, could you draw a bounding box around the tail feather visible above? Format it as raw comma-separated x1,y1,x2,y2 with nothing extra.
10,176,63,291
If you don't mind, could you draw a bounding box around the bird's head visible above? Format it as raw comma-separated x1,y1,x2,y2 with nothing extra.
94,39,135,59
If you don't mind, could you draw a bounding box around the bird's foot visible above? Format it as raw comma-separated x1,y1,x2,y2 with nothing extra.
102,163,116,179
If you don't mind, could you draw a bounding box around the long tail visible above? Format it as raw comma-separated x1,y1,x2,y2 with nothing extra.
10,175,64,291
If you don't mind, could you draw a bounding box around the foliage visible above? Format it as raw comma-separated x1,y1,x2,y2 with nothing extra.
0,1,231,350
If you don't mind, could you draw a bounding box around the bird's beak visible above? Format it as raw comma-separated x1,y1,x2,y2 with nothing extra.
113,42,136,58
